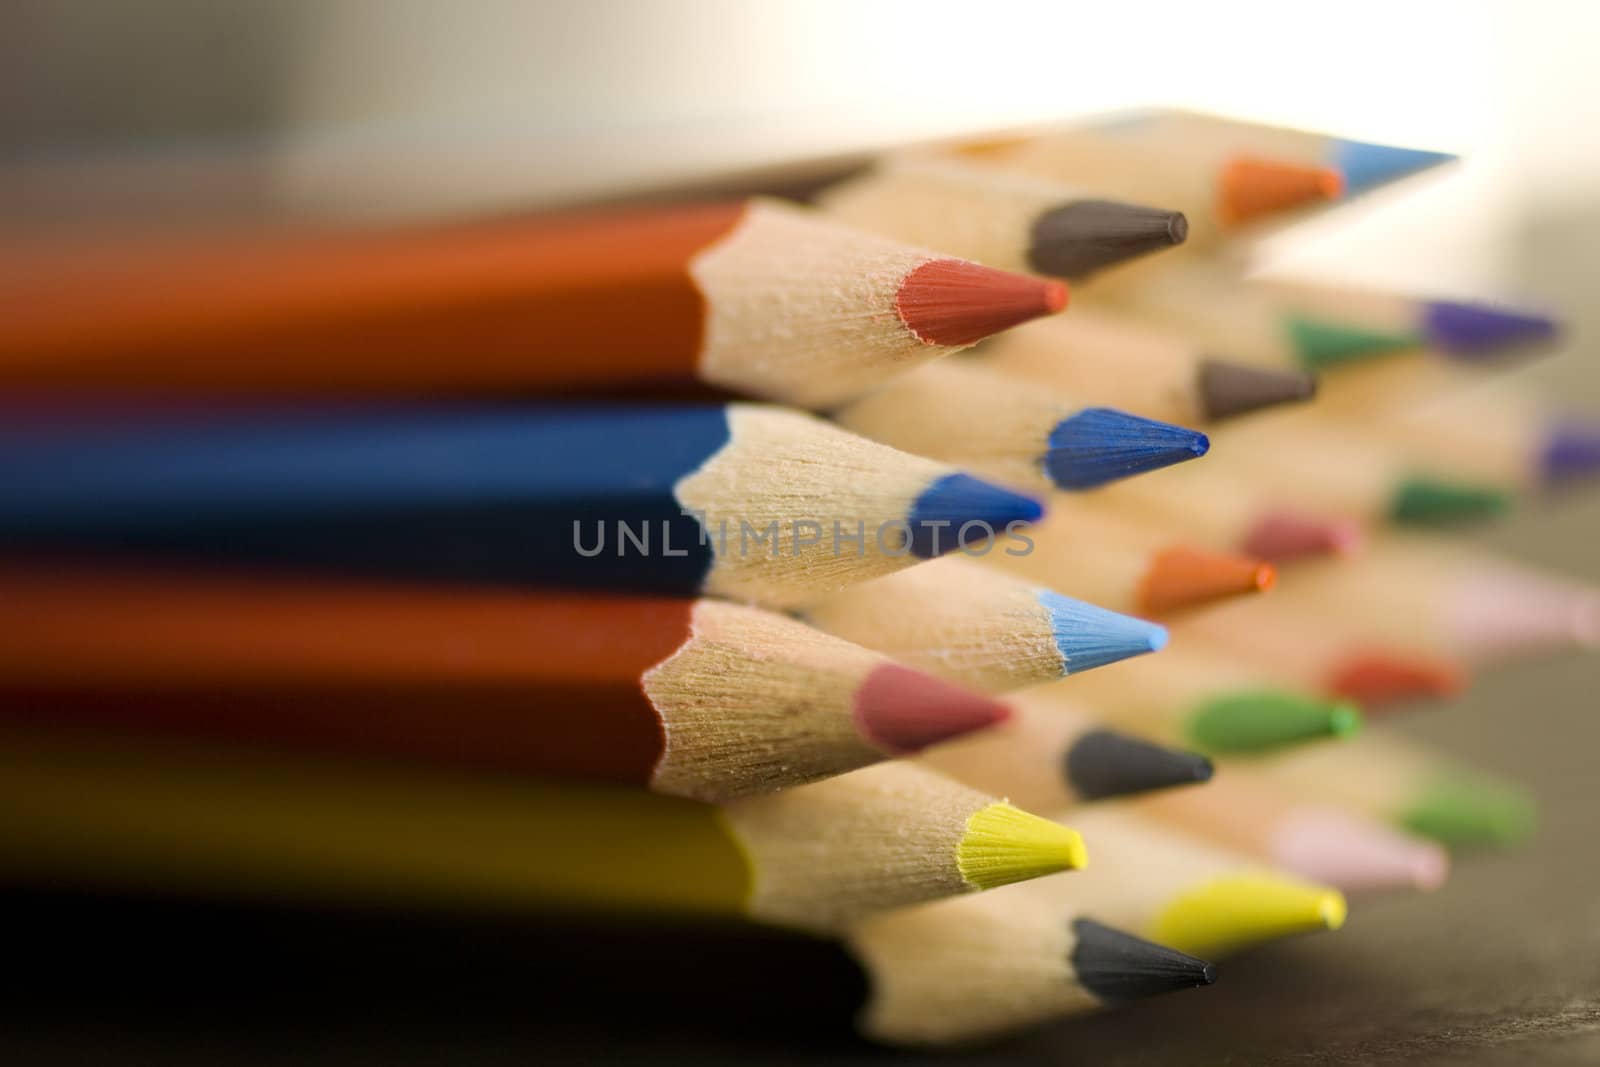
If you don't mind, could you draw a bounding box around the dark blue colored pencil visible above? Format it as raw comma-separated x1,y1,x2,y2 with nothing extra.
0,403,1044,608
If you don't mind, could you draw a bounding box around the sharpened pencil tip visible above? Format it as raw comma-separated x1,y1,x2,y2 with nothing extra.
1138,546,1276,615
1331,140,1457,194
896,258,1067,347
1196,360,1319,421
1028,200,1189,279
1400,772,1536,848
1273,808,1451,893
1540,419,1600,486
1217,157,1343,227
905,473,1044,559
852,663,1011,755
1151,873,1347,959
1389,478,1510,525
1240,512,1367,562
1044,408,1209,490
1071,919,1217,1002
957,804,1088,890
1065,729,1214,801
1037,590,1169,674
1184,690,1363,754
1325,653,1467,707
1286,316,1422,370
1422,300,1560,358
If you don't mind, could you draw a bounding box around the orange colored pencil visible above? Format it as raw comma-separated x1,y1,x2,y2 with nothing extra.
0,199,1065,406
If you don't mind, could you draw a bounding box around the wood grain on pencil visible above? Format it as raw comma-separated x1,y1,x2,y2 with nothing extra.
0,565,1010,801
0,200,1066,406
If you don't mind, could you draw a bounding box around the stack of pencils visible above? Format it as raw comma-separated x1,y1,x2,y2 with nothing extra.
0,107,1589,1047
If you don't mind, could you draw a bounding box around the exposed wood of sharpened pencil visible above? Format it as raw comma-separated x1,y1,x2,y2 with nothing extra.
0,887,1215,1049
1128,766,1449,894
934,126,1342,247
817,157,1187,280
921,695,1213,812
0,199,1067,407
909,805,1346,962
802,556,1167,693
0,727,1088,933
974,309,1317,426
981,496,1275,616
1028,639,1363,755
1089,109,1457,196
0,563,1013,801
0,404,1045,609
831,360,1209,493
1249,733,1535,849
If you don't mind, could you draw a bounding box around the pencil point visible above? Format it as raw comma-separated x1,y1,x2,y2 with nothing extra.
1138,546,1276,614
852,663,1011,755
1217,157,1343,227
1453,572,1600,661
1037,589,1169,674
1539,419,1600,486
1273,808,1451,893
1286,316,1422,370
1240,511,1367,562
1151,873,1347,958
1064,729,1214,801
1028,200,1189,279
1044,408,1209,490
896,258,1067,347
1195,359,1318,421
905,473,1044,559
1184,690,1363,753
1422,300,1559,358
1400,773,1536,848
957,804,1088,890
1071,919,1217,1001
1389,478,1510,525
1331,140,1457,194
1325,653,1468,707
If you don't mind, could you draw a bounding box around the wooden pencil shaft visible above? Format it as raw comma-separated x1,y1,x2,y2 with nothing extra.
0,404,1036,608
0,728,1015,932
0,200,1063,407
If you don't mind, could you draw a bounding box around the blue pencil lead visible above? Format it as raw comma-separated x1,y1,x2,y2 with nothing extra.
1045,408,1209,491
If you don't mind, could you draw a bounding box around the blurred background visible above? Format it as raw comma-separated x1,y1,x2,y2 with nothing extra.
2,2,1597,1062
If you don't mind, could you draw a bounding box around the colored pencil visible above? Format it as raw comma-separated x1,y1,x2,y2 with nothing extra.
974,309,1319,425
1092,461,1368,563
919,695,1213,812
843,884,1213,1044
937,127,1343,246
962,806,1348,960
1092,109,1457,196
1206,413,1512,527
1128,768,1450,894
0,199,1068,406
0,403,1045,608
831,360,1210,492
0,727,1088,932
1252,733,1536,849
1192,539,1600,668
983,496,1276,616
802,555,1168,692
1029,637,1364,754
1095,262,1560,372
1170,603,1469,711
817,157,1188,279
0,563,1013,801
6,888,1215,1048
1374,387,1600,491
